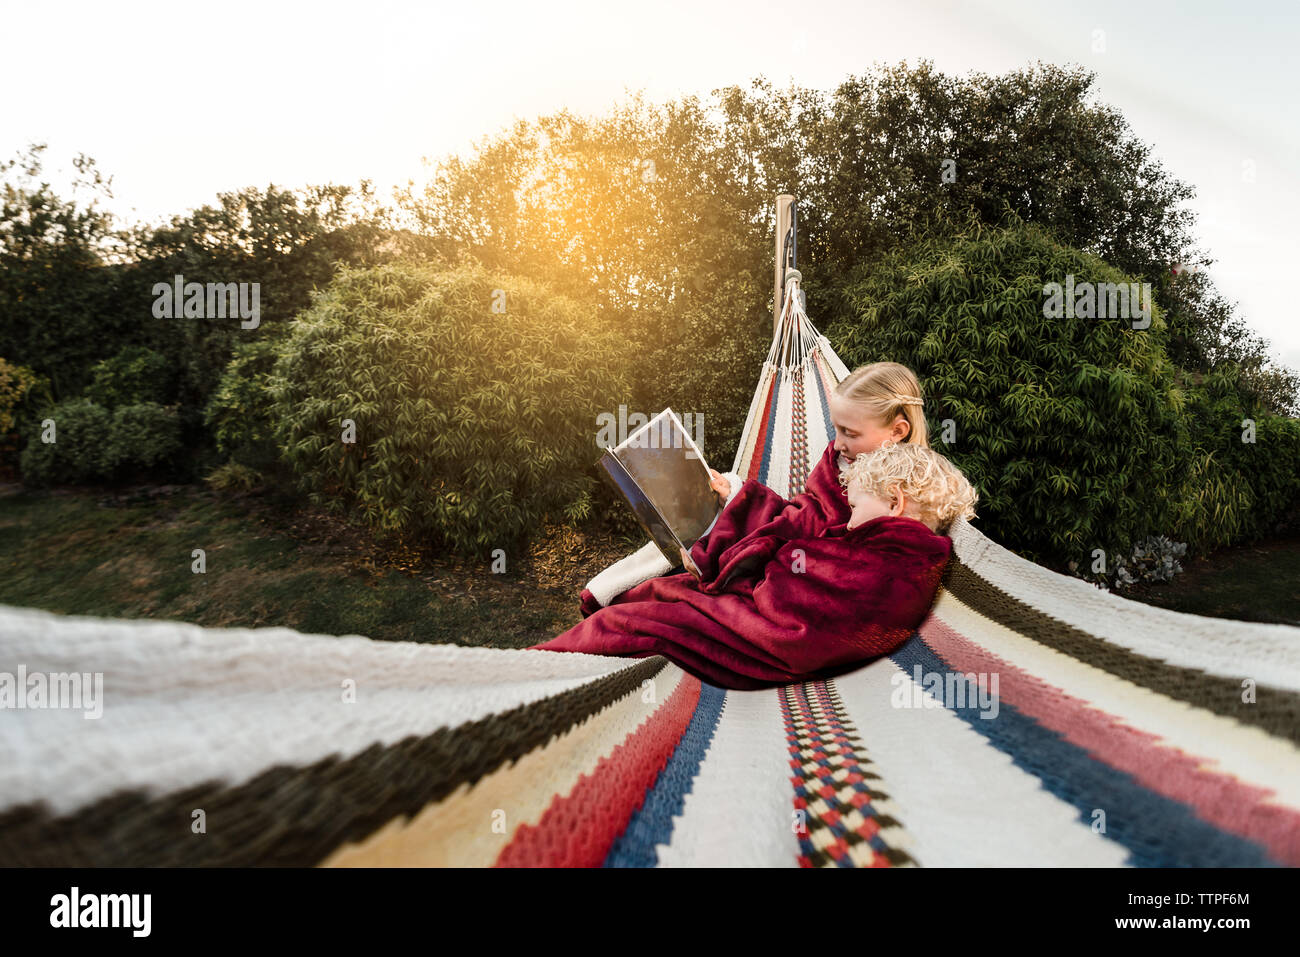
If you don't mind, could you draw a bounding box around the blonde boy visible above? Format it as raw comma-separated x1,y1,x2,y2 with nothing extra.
839,441,978,535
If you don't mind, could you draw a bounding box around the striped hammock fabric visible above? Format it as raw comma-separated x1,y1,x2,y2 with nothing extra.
2,271,1297,867
3,515,1296,867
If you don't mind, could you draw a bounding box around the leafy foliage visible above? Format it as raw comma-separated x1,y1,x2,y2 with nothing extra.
1176,364,1300,548
268,261,632,555
0,145,126,399
19,399,114,485
401,60,1296,466
118,180,401,420
103,403,184,477
203,461,263,493
830,215,1196,567
399,93,776,468
0,357,47,434
0,143,400,424
1162,270,1299,417
19,398,182,486
0,357,50,477
204,338,282,470
85,345,175,408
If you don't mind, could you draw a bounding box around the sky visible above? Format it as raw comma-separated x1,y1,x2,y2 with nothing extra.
4,0,1297,370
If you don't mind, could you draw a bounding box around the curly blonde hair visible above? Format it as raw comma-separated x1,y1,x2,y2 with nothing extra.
838,441,978,534
833,362,930,448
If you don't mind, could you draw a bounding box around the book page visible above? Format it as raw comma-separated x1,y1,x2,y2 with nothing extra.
597,448,685,565
613,409,717,547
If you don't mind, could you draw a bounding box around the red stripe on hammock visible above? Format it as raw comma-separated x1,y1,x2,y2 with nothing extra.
495,672,703,867
919,615,1300,866
745,375,778,483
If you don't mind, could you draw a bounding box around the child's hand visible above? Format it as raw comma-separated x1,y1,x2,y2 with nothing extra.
680,546,702,580
708,468,731,502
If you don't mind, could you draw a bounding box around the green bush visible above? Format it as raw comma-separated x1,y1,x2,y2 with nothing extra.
0,358,41,433
84,346,174,409
203,461,263,493
268,261,632,555
0,146,128,400
19,398,182,486
204,338,282,470
105,402,183,475
125,181,397,417
1242,413,1300,535
1178,365,1300,549
0,358,53,477
830,218,1194,568
19,398,114,485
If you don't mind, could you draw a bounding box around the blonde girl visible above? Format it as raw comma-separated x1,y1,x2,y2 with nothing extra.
707,361,931,499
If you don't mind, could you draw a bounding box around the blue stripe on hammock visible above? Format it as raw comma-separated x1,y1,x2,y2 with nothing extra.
602,681,728,867
813,356,835,448
757,372,782,488
810,358,836,483
887,634,1280,867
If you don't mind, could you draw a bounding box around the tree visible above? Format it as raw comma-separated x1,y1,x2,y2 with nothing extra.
0,144,126,398
399,59,1297,443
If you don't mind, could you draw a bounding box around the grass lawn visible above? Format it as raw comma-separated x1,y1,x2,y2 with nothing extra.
2,482,1297,639
0,482,641,649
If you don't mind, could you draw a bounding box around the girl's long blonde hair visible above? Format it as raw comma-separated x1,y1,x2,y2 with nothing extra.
834,362,930,448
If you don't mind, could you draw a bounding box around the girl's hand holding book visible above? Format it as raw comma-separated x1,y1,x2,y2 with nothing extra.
708,468,731,502
680,546,703,580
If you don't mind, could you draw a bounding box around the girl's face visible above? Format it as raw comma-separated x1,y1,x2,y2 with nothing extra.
829,394,911,461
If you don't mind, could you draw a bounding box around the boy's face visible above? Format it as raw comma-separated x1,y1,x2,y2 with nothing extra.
846,482,896,531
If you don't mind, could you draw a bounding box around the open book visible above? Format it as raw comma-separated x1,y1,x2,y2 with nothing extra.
597,408,719,568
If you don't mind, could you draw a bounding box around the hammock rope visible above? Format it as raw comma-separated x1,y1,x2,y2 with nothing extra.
732,269,850,499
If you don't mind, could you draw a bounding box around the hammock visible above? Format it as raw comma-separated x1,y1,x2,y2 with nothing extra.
2,277,1298,868
731,269,851,497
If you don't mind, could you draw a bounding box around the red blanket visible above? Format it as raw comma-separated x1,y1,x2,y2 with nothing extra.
528,440,952,690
